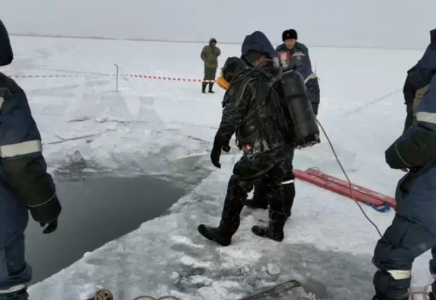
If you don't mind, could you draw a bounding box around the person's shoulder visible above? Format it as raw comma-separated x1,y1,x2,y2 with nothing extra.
276,43,286,52
296,42,309,51
0,72,21,95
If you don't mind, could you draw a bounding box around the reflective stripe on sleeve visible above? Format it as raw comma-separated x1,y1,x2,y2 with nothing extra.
304,73,318,84
0,284,26,294
387,270,412,280
416,112,436,124
0,140,42,158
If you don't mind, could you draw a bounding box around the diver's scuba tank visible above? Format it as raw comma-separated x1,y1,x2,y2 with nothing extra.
278,69,320,148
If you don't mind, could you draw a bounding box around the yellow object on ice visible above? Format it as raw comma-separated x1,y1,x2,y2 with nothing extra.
216,76,229,90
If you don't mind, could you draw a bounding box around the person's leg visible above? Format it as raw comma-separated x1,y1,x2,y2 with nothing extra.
206,68,216,93
198,154,263,246
282,149,296,218
0,234,32,300
202,67,208,93
246,150,295,212
373,215,436,300
252,159,289,241
245,182,268,210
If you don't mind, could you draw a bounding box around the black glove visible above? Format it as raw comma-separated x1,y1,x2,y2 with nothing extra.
211,147,222,168
40,220,58,234
385,142,411,170
210,142,231,169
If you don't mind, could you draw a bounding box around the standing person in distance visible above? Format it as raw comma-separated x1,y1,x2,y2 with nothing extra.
201,38,221,94
276,29,311,69
0,20,62,300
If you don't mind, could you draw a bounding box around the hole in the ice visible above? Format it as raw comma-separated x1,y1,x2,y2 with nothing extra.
25,174,185,284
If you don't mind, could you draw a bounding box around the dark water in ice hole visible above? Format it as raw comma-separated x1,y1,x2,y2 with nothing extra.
25,174,185,284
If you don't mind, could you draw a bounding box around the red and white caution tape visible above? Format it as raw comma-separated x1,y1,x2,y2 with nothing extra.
9,74,113,78
121,74,216,83
9,73,216,83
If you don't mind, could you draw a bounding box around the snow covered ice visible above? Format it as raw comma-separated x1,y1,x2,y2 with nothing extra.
3,36,433,299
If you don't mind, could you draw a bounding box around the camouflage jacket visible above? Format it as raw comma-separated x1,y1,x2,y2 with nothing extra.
201,45,221,69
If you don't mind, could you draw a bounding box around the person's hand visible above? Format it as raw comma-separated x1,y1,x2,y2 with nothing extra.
211,147,221,168
222,145,231,153
40,220,58,234
385,142,410,170
211,143,230,168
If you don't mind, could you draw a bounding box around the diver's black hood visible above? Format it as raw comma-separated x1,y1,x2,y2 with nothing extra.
0,20,13,66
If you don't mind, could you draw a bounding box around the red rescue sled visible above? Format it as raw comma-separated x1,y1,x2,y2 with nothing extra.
293,169,396,210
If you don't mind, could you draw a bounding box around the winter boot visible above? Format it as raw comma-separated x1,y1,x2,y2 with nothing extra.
430,292,436,300
252,210,287,242
208,83,215,93
198,176,248,246
202,82,207,93
198,221,239,247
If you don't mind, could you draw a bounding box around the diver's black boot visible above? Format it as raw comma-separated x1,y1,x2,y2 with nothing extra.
198,221,239,247
198,176,248,246
252,211,287,242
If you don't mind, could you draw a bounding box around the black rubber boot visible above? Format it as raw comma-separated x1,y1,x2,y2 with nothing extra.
208,83,215,93
198,176,248,246
198,221,239,247
252,210,287,242
202,83,207,93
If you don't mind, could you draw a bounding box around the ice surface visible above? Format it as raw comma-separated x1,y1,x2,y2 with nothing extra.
2,36,432,299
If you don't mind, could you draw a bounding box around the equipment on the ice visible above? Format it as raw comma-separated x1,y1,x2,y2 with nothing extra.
277,69,320,148
238,279,301,299
217,57,248,91
86,289,113,300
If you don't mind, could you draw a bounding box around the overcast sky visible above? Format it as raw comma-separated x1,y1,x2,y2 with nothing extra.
1,0,435,49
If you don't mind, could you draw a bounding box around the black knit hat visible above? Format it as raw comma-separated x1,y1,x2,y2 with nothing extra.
209,38,217,44
431,29,436,42
282,29,298,42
